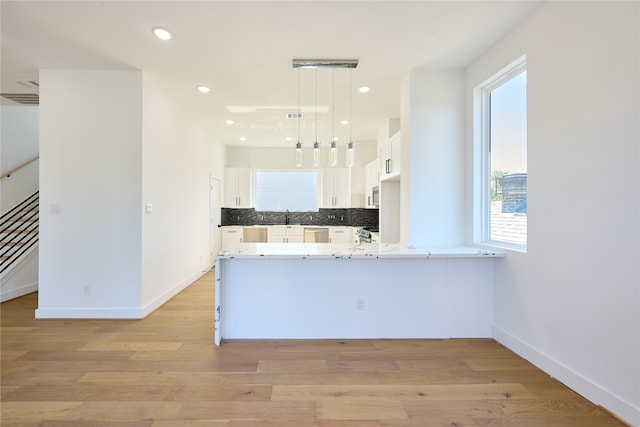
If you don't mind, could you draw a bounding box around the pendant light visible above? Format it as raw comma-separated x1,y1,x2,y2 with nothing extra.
346,68,355,167
295,68,303,167
313,68,320,167
329,69,338,167
291,59,359,168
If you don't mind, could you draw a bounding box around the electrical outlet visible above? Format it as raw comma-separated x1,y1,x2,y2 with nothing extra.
82,286,90,296
356,298,365,311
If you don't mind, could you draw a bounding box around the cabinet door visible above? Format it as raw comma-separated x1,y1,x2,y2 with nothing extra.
224,168,252,208
332,168,350,208
380,142,391,177
365,160,379,209
323,168,350,208
286,234,304,243
286,227,304,243
329,227,350,243
389,132,401,176
224,168,239,208
364,162,373,208
322,170,335,208
236,168,252,208
267,227,286,243
221,227,244,250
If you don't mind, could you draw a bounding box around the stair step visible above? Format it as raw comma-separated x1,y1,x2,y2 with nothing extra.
1,192,39,274
1,242,26,247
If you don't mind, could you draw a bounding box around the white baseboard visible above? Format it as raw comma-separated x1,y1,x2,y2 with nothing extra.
140,265,211,318
35,306,144,319
493,325,639,426
35,265,212,320
1,282,38,303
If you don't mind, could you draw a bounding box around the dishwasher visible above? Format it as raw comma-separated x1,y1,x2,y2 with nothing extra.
304,228,328,243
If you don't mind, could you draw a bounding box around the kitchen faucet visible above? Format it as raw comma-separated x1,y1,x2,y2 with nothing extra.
285,209,289,225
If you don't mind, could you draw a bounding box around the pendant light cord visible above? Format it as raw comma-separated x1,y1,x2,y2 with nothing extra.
332,68,335,143
349,69,352,143
315,68,318,143
297,68,300,143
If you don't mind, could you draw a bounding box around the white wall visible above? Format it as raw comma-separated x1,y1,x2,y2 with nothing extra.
465,2,639,424
36,70,226,319
140,73,224,314
401,71,465,248
37,70,143,318
1,106,39,214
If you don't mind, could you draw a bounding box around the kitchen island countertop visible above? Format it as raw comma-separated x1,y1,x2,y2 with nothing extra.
218,242,503,259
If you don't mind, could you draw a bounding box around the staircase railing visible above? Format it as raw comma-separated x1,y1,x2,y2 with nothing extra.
1,156,39,179
1,191,39,274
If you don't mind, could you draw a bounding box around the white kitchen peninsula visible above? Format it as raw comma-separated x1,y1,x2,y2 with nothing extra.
214,243,502,346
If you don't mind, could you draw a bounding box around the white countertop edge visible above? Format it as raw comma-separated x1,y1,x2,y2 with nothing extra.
217,243,504,259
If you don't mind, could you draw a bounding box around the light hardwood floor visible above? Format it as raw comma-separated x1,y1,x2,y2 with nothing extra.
1,270,626,426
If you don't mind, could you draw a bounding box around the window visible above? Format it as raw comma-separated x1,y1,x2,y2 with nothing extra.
476,57,527,249
255,171,319,212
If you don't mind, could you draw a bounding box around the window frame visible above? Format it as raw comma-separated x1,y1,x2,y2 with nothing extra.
474,56,527,252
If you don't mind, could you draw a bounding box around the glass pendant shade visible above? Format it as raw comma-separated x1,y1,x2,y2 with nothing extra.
313,141,320,167
346,141,354,167
295,141,303,167
330,140,337,167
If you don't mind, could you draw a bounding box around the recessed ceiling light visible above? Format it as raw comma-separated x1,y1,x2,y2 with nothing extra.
286,137,293,141
152,27,173,41
197,85,210,93
340,120,349,125
225,119,234,125
240,137,246,141
358,86,370,93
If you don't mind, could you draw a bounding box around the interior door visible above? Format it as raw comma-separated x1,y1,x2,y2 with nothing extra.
210,176,221,264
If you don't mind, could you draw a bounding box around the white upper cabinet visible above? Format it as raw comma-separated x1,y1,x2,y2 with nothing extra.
378,118,401,181
364,159,380,209
224,168,252,208
381,131,401,179
322,168,351,208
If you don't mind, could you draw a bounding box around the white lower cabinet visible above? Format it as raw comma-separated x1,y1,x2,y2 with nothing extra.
329,227,350,243
221,226,244,250
267,226,304,243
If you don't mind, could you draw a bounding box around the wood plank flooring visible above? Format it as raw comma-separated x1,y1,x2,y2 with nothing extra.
1,270,626,426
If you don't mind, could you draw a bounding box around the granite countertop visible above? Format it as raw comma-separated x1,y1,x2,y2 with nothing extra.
218,243,503,259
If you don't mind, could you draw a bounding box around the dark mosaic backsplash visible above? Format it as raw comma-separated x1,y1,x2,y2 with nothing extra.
222,208,379,228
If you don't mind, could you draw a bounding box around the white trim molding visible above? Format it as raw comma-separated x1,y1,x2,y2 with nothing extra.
493,325,640,426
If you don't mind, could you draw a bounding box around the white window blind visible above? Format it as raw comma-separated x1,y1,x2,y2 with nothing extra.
256,171,319,211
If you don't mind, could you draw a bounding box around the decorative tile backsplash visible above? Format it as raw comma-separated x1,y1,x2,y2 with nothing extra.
222,208,379,228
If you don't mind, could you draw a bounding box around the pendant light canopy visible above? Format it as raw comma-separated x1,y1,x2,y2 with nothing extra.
292,59,358,168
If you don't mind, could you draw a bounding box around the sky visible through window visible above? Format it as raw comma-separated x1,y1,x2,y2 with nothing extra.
490,71,527,175
489,69,527,247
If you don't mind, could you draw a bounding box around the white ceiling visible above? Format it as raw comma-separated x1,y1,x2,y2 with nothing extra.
1,1,542,147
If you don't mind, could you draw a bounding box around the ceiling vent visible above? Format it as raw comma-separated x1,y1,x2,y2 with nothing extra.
1,93,39,105
287,113,303,119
